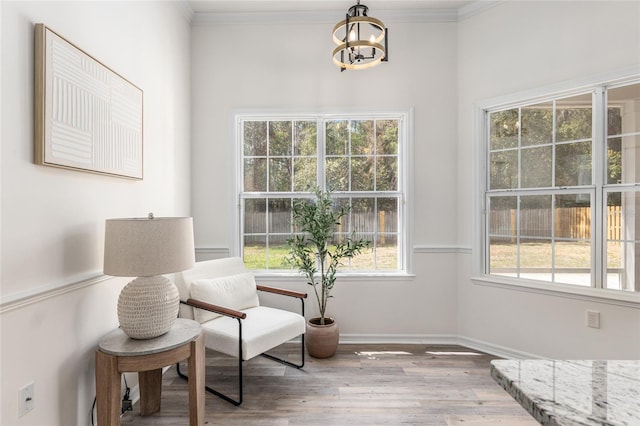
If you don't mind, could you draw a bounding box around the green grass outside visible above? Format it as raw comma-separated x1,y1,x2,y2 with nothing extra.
243,244,398,271
490,241,623,269
245,241,625,272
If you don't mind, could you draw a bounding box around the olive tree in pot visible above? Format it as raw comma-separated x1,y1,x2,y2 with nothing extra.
286,189,369,358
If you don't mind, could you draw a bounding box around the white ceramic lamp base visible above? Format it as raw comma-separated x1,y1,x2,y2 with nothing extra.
117,275,180,339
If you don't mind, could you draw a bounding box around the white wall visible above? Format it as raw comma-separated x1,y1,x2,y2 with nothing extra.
190,16,461,338
457,1,640,359
0,1,191,424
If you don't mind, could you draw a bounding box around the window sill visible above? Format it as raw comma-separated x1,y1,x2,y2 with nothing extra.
253,271,416,283
471,275,640,309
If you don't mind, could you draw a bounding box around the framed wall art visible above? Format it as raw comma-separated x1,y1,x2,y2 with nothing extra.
34,23,143,179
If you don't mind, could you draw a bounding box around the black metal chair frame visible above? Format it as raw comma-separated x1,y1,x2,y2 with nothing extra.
176,287,306,406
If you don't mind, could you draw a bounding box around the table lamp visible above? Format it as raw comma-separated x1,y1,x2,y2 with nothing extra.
103,214,195,339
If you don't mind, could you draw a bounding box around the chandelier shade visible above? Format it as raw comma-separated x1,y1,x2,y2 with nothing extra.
332,1,388,71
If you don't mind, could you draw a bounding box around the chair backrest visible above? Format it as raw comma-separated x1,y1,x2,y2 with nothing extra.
172,257,250,320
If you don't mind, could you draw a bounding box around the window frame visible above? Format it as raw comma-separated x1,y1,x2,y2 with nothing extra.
232,110,414,278
473,70,640,307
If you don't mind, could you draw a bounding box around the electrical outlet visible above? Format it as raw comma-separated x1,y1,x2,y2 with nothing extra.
18,382,34,417
587,310,601,329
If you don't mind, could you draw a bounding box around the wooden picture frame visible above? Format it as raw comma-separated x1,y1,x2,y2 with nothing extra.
34,24,143,179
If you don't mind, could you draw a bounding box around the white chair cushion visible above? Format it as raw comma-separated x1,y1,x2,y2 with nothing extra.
173,257,248,320
190,272,260,323
201,306,306,360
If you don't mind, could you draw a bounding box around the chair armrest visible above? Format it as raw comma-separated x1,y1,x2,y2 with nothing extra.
257,285,307,299
184,298,247,320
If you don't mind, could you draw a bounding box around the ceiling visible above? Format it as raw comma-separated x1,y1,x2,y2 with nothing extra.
188,0,475,14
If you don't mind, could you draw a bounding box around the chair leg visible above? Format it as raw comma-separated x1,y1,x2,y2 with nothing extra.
261,297,306,368
260,334,305,369
176,358,243,406
176,318,244,406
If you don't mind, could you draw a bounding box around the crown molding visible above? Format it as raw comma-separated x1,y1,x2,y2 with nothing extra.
458,0,502,21
177,0,195,24
190,1,500,26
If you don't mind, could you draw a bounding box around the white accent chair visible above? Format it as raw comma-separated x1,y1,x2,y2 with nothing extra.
173,257,306,405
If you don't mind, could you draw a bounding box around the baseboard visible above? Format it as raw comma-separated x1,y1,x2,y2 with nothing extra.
338,333,459,345
456,336,542,360
337,333,541,359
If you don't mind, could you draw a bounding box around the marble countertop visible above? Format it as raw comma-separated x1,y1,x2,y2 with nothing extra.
491,359,640,426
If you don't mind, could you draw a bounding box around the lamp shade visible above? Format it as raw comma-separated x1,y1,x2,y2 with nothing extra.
104,216,195,277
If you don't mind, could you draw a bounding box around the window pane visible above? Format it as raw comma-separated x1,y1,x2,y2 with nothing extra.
607,242,639,291
293,158,316,191
334,197,351,232
351,157,373,191
352,198,375,233
608,106,623,137
244,158,267,191
489,237,517,276
522,146,552,188
268,245,289,270
269,121,292,156
243,235,266,269
244,198,266,233
608,135,640,185
268,198,291,235
377,198,398,233
326,157,348,191
489,196,517,238
268,199,291,268
607,136,622,184
488,189,520,279
556,94,592,142
490,109,519,150
607,83,640,135
244,121,267,156
349,244,374,270
326,120,348,155
269,158,291,192
376,120,398,155
374,234,398,270
376,157,398,191
294,121,317,156
555,194,591,239
556,142,592,187
521,102,553,146
605,85,640,184
520,240,552,282
606,191,640,292
520,195,552,239
490,150,518,190
351,120,374,155
555,241,591,270
375,197,399,271
554,195,591,286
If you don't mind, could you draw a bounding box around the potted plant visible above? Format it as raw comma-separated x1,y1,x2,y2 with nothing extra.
286,188,370,358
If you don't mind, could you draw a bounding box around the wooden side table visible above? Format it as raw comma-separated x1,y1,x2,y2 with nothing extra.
95,318,204,426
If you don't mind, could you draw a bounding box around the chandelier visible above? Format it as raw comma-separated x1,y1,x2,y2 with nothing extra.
332,1,388,71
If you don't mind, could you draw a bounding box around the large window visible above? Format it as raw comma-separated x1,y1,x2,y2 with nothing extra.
484,80,640,292
238,113,408,273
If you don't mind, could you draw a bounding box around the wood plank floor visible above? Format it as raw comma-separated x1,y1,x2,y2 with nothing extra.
120,344,538,425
